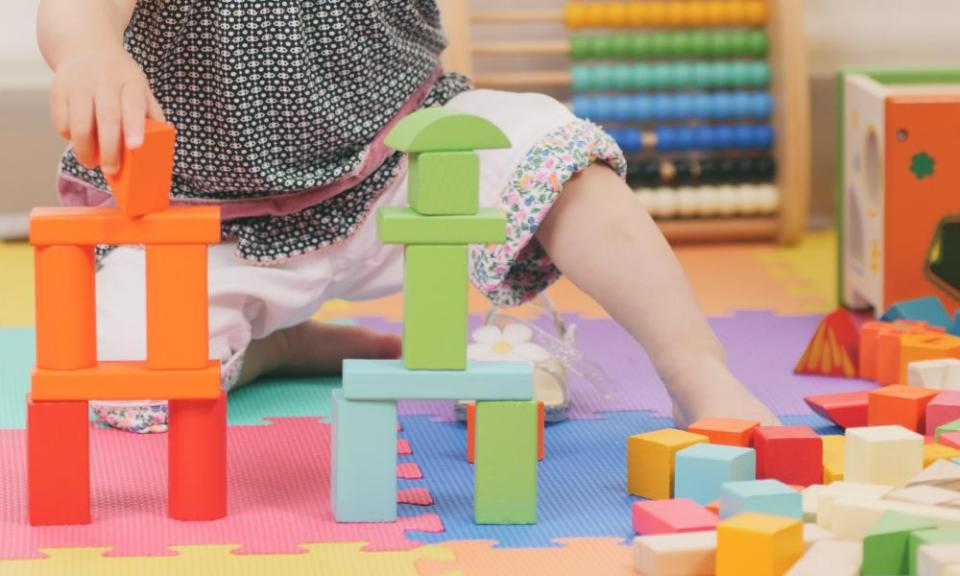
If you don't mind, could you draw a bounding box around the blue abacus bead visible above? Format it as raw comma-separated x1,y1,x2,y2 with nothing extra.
605,127,622,147
573,96,594,119
714,125,736,149
632,95,654,121
589,96,610,120
673,93,694,119
676,127,697,150
729,92,749,118
712,92,734,119
755,125,775,148
614,95,633,120
656,127,677,151
732,124,753,148
652,93,673,120
620,128,643,152
691,93,711,119
612,66,632,90
755,92,774,117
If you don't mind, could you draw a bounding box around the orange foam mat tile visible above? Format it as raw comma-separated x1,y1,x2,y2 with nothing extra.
415,538,634,576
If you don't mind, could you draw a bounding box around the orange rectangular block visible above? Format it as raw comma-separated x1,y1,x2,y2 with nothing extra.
875,326,942,386
860,321,928,381
899,333,960,385
27,395,90,525
29,205,221,246
169,392,227,520
687,418,760,447
868,385,939,432
33,245,97,370
147,244,209,370
31,361,222,401
103,118,176,217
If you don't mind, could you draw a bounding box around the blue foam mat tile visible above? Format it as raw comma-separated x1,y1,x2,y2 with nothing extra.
0,328,32,429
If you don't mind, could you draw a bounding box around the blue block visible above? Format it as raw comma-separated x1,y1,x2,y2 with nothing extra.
881,296,952,329
719,479,801,519
674,443,756,505
342,359,533,401
331,389,398,522
952,311,960,336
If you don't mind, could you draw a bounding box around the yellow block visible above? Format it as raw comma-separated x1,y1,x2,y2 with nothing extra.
627,428,707,499
925,443,960,467
822,435,845,484
716,512,804,576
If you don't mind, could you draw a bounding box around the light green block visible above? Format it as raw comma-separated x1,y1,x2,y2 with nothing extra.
385,107,511,153
909,528,960,576
403,245,467,370
861,511,936,576
474,400,538,524
408,151,479,215
377,208,506,245
936,418,960,441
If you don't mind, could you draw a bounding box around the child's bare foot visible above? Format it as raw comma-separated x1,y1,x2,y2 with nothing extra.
666,355,780,428
237,320,402,386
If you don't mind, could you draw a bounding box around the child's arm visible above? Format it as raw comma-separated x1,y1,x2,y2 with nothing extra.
38,0,164,175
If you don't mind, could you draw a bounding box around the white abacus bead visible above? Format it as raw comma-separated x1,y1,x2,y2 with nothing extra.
696,187,720,216
636,190,656,215
654,189,678,219
736,184,762,214
676,186,700,217
755,184,780,213
715,185,739,216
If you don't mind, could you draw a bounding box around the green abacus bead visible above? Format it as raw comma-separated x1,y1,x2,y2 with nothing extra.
593,35,615,58
729,31,750,56
570,36,591,60
713,61,734,86
747,31,769,56
711,32,732,56
612,65,633,90
595,65,614,89
651,33,673,58
672,32,695,57
610,35,632,59
629,34,652,58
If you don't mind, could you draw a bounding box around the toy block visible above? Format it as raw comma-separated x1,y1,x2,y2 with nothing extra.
917,543,960,576
377,207,506,245
753,426,823,486
407,151,479,215
943,432,960,449
146,244,209,370
716,512,804,576
168,391,226,520
910,359,960,389
31,360,222,401
674,443,756,505
860,321,895,381
938,420,960,441
846,425,924,487
29,206,221,246
804,391,869,429
385,107,511,153
403,244,468,370
861,511,938,576
822,435,845,483
474,400,537,524
911,529,960,576
908,459,960,491
883,296,953,330
331,389,398,522
27,396,90,525
900,334,960,385
466,401,544,463
878,330,944,386
784,540,861,576
627,428,708,499
815,481,893,528
631,498,719,535
687,417,759,447
802,522,834,548
103,118,175,217
719,479,802,520
633,530,717,576
33,244,97,370
794,308,861,377
802,484,825,522
926,443,960,467
342,359,533,400
868,385,939,432
887,485,960,506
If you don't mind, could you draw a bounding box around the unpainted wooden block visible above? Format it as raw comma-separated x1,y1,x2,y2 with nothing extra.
784,540,861,576
908,459,960,491
716,512,804,576
633,530,717,576
627,428,707,499
802,484,825,523
816,481,893,529
674,443,756,505
917,543,960,576
377,207,506,245
408,151,479,215
909,358,960,389
831,498,960,541
403,245,468,370
474,400,537,524
898,334,960,386
886,484,960,506
910,528,960,576
845,425,924,488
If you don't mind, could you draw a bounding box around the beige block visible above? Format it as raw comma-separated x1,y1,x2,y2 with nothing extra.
909,459,960,491
886,484,960,506
831,498,960,540
918,543,960,576
908,359,960,389
845,426,924,488
802,484,825,523
785,540,861,576
816,481,893,528
633,530,716,576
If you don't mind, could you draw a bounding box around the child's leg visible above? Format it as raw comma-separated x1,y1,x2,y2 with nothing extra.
535,164,779,426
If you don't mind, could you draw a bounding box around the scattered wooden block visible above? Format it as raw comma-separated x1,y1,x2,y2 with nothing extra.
815,481,893,529
925,443,960,467
674,443,756,505
632,498,719,535
633,530,717,576
917,543,960,576
868,385,939,432
385,107,512,153
146,244,209,370
719,479,801,520
802,484,825,523
822,435,845,484
785,540,862,576
878,327,941,386
942,432,960,450
753,426,823,486
804,391,869,429
27,396,90,525
846,425,924,488
910,528,960,576
794,308,861,377
908,459,960,491
900,334,960,386
407,151,480,215
31,360,222,401
860,511,937,576
802,522,834,548
403,245,468,370
909,359,960,389
168,392,227,521
32,244,97,371
883,296,953,330
830,498,960,541
927,392,960,436
30,206,221,246
627,428,707,499
886,485,960,506
716,512,804,576
474,400,538,524
687,417,759,447
860,321,896,381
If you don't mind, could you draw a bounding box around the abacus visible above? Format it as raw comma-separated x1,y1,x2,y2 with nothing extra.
438,0,809,243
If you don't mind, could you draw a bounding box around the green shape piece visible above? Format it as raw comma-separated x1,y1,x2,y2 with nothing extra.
474,400,538,524
408,151,479,215
911,151,936,180
403,245,468,370
377,207,506,245
909,528,960,576
861,511,936,576
385,108,510,153
936,418,960,441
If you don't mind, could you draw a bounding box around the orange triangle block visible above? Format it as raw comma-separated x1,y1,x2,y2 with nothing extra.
795,308,864,377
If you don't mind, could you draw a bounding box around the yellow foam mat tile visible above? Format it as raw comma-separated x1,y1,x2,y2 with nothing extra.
752,230,837,313
415,538,634,576
0,241,34,328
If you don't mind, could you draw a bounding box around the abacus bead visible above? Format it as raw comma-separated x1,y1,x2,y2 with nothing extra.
611,65,632,90
756,156,776,179
726,1,747,25
614,96,633,120
713,92,733,118
715,125,736,149
747,31,769,55
698,188,721,216
571,66,591,91
626,2,646,27
656,127,677,151
677,187,700,216
755,125,775,148
676,127,696,150
571,36,592,60
673,93,694,119
746,1,768,25
673,62,694,88
716,185,739,215
674,159,693,184
573,96,592,119
737,185,761,213
630,34,652,58
584,3,606,27
632,64,653,89
654,189,678,218
606,2,627,27
633,95,654,120
711,32,732,56
611,35,632,58
718,158,737,181
687,1,709,26
595,66,614,90
646,2,667,26
687,31,709,57
652,94,672,120
651,33,672,57
593,35,614,58
565,3,586,28
699,158,720,181
755,92,774,117
665,2,686,26
692,62,713,88
692,93,712,119
705,1,727,25
756,185,780,212
632,160,662,185
652,64,673,88
752,62,772,85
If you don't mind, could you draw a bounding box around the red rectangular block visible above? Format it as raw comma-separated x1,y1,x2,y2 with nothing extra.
27,396,90,525
687,418,759,447
168,391,227,521
752,426,823,487
804,391,869,429
868,385,938,432
632,498,718,535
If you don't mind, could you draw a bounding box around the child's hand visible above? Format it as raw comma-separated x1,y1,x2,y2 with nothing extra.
48,45,164,176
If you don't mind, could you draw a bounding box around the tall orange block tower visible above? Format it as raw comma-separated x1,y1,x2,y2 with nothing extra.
27,119,226,525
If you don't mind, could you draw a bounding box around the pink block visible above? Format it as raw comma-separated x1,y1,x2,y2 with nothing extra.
926,392,960,436
632,498,719,535
941,432,960,450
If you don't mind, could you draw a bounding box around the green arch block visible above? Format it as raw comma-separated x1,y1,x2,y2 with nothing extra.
385,108,511,153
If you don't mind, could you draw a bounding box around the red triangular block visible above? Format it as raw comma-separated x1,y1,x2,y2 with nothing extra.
804,391,870,429
795,308,866,377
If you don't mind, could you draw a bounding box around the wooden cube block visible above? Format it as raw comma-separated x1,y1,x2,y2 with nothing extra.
804,391,869,429
168,392,226,521
900,334,960,386
868,385,938,432
753,426,823,487
687,417,759,447
886,485,960,506
925,443,960,467
846,425,924,488
103,118,175,217
408,151,479,215
822,435,845,484
917,543,960,576
910,358,960,390
784,540,861,576
632,498,718,535
861,511,937,576
674,443,756,505
801,484,825,523
907,459,960,490
927,392,960,436
910,528,960,576
882,296,953,329
861,321,896,381
474,400,537,524
941,432,960,450
815,481,893,528
403,245,468,370
719,479,801,520
716,512,804,576
634,530,717,576
627,429,707,499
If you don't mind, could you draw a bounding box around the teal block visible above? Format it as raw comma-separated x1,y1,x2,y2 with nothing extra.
674,443,756,505
861,511,936,576
718,479,801,519
403,245,468,370
330,389,397,522
408,152,479,216
377,208,506,245
385,108,511,153
881,296,952,329
343,359,533,400
475,400,538,524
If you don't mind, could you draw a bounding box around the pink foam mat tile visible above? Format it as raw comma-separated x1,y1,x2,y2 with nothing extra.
398,438,412,455
0,418,443,559
398,488,433,507
398,463,423,480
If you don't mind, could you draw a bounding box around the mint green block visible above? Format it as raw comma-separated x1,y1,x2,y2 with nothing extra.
404,245,467,370
408,151,479,216
343,359,532,400
936,418,960,441
475,400,538,524
385,108,511,153
330,389,397,522
861,511,936,576
909,528,960,576
377,208,506,245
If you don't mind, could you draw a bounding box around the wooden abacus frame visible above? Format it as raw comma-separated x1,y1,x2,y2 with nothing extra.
437,0,810,244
